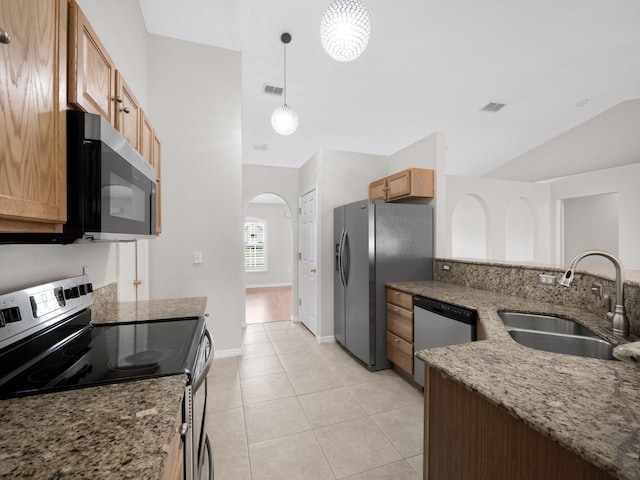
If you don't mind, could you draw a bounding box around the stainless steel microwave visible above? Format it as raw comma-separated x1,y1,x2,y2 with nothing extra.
0,111,157,244
65,110,157,242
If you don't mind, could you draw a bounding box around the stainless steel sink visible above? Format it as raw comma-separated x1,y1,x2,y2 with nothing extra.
499,311,598,337
507,329,615,360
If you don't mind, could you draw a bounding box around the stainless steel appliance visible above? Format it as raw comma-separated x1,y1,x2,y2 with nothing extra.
0,110,157,244
413,296,476,386
334,200,433,370
0,275,212,480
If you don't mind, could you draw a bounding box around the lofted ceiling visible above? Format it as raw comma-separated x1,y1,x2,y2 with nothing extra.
138,0,640,178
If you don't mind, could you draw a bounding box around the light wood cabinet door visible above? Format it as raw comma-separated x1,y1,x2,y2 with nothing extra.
387,303,413,343
386,332,414,375
115,71,141,150
387,288,413,310
386,168,434,201
140,111,154,164
161,410,184,480
0,0,67,231
152,132,162,234
368,178,387,200
68,0,116,123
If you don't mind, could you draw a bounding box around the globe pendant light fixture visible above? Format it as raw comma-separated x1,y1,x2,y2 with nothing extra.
320,0,371,62
271,33,298,136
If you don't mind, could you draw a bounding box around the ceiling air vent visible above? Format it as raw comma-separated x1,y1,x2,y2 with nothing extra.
481,102,506,112
252,143,268,151
263,84,283,96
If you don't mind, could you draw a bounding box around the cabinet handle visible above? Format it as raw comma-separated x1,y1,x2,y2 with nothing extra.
112,96,123,103
0,28,10,44
120,107,131,114
394,338,399,342
394,292,400,296
394,308,399,312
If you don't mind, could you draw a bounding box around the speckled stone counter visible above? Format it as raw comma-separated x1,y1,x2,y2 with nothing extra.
387,280,640,480
91,296,207,324
0,295,208,479
0,375,185,479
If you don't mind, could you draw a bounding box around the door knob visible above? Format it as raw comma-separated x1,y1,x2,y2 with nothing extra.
0,28,11,44
310,268,317,273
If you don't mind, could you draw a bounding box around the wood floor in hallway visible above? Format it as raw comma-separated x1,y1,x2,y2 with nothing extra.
246,286,292,324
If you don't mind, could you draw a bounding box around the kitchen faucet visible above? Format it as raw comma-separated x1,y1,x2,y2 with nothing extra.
559,250,629,337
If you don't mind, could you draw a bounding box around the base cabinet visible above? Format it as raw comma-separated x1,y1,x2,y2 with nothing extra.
424,366,615,480
162,410,184,480
386,288,414,375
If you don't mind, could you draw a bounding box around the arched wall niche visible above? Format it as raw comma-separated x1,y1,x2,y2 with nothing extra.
451,194,490,260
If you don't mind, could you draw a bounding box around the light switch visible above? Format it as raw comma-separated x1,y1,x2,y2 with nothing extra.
193,252,203,264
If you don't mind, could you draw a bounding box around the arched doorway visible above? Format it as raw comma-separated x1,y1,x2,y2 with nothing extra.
244,193,294,324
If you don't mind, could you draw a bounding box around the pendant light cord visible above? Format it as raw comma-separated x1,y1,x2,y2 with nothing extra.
283,42,287,105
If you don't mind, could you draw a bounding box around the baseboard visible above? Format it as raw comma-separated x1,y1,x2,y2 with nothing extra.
246,283,293,289
214,348,242,358
317,335,336,344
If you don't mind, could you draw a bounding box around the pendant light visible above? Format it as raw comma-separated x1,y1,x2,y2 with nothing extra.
271,33,298,136
320,0,371,62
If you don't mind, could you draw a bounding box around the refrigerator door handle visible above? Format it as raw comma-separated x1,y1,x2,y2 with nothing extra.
343,231,350,286
338,229,347,288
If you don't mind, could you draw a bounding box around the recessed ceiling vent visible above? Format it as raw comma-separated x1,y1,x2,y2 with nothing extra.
481,102,506,112
252,143,268,151
263,84,283,96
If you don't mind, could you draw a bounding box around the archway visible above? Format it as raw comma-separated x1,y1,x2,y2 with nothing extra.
244,193,294,324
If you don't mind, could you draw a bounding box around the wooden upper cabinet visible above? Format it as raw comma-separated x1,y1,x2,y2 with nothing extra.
115,71,141,150
140,111,154,164
369,168,435,203
0,0,68,231
368,178,387,200
68,0,116,123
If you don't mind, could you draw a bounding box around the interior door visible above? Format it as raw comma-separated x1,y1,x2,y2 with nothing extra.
298,188,317,335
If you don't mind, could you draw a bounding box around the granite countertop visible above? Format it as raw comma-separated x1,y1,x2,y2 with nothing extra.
91,296,208,324
387,280,640,480
0,296,208,479
0,376,185,479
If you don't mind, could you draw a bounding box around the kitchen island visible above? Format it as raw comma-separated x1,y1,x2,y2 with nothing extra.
0,296,207,479
387,280,640,480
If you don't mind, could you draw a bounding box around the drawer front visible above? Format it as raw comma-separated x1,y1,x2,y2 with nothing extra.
386,331,414,375
387,303,413,342
387,288,413,310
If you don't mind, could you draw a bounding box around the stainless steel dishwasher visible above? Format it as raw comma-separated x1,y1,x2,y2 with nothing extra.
413,296,477,386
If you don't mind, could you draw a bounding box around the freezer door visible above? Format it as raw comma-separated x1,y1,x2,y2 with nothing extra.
333,206,346,348
343,201,373,365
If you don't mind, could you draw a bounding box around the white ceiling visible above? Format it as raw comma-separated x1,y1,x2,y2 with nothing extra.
138,0,640,177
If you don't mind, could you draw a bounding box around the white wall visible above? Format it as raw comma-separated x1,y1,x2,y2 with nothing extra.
550,163,640,269
147,35,244,354
244,203,293,287
446,176,552,263
389,131,446,257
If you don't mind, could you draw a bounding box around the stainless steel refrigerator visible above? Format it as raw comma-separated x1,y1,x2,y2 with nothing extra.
334,200,433,370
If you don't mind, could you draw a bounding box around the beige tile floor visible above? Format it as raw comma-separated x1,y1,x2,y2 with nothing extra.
206,321,424,480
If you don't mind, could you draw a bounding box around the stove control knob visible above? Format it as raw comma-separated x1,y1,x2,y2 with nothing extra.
85,283,94,293
0,311,5,327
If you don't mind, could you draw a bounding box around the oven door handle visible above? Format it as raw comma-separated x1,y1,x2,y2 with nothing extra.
191,328,214,391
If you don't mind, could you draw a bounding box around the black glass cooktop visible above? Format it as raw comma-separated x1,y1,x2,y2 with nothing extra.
0,311,203,399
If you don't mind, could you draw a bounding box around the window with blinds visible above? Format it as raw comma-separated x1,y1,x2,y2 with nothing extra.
245,219,266,271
